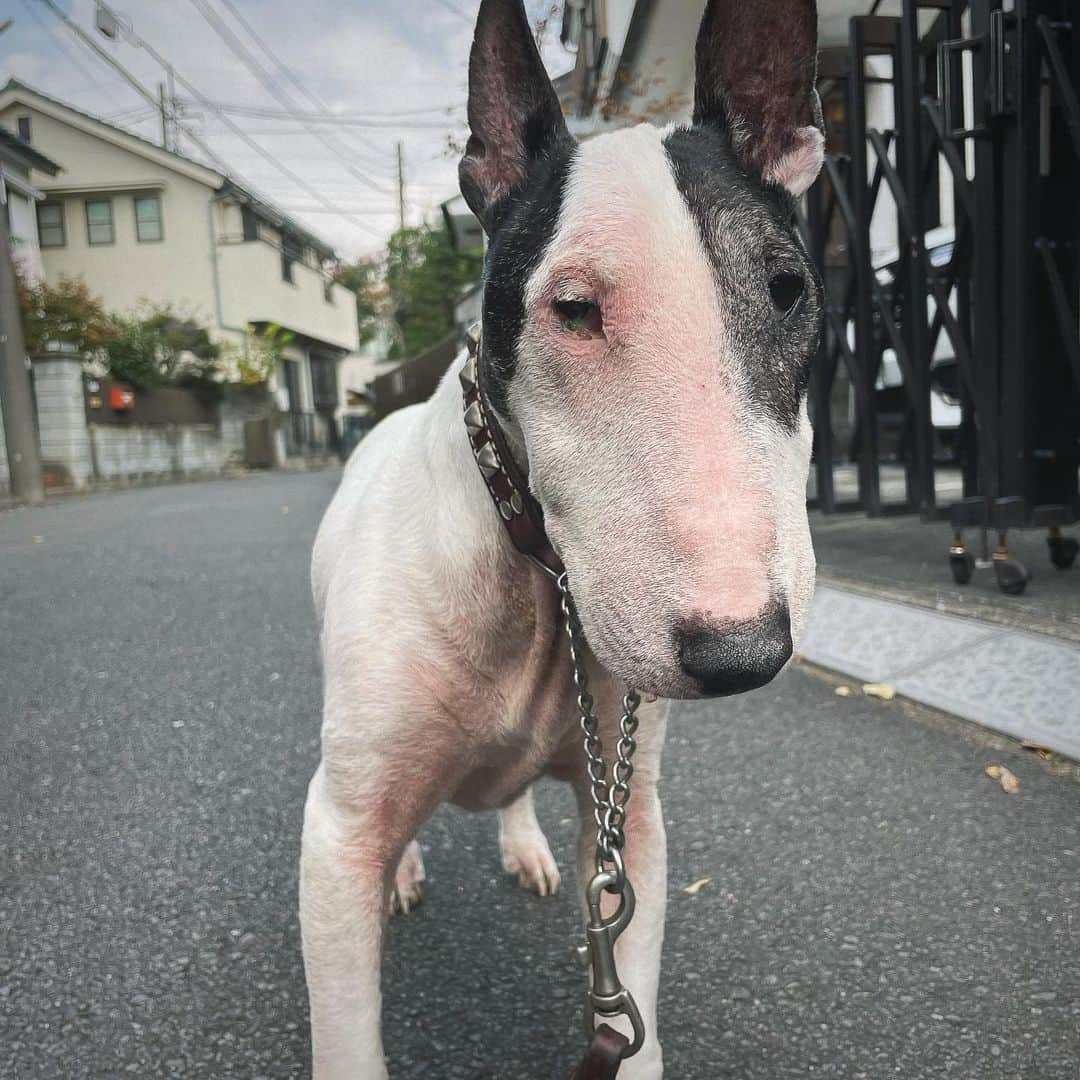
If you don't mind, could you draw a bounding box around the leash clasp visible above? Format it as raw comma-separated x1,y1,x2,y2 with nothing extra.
576,870,645,1058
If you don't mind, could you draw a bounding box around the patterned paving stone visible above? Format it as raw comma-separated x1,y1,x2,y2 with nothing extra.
896,632,1080,760
801,585,1080,759
799,586,1000,684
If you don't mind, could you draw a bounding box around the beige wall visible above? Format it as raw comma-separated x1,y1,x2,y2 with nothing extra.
40,180,219,326
216,237,358,352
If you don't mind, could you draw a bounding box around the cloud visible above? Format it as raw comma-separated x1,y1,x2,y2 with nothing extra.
1,0,573,258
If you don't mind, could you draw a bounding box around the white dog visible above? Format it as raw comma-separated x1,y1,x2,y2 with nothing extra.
301,0,823,1075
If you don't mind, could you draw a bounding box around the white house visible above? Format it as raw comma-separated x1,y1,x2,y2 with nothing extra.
0,78,361,456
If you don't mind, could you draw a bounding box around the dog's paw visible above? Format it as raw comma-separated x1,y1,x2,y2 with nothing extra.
500,831,561,896
389,840,425,916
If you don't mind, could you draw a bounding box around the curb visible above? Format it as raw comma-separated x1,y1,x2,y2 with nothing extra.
0,457,341,510
799,584,1080,761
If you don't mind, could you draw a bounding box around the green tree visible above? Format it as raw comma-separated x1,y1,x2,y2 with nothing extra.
384,223,482,359
224,322,295,386
17,273,118,355
141,306,222,385
335,257,384,350
102,318,165,388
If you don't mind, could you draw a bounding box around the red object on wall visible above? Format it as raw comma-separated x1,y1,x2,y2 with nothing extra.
109,385,135,411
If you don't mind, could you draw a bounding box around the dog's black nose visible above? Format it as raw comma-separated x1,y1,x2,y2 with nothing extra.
676,605,792,696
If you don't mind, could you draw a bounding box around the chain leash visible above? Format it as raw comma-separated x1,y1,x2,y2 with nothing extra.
557,572,645,1060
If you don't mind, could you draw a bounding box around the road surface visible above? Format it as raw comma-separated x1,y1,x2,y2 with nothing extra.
1,472,1077,1078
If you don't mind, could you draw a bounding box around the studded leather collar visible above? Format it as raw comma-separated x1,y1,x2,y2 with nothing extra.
460,325,563,580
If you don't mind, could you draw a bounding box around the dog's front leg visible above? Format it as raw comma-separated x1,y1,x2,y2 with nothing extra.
499,784,561,895
573,702,668,1079
300,757,444,1080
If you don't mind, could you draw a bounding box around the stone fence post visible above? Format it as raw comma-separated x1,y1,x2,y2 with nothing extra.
31,355,94,489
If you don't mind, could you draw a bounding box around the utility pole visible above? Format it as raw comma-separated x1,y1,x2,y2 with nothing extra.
396,141,406,231
0,181,44,504
157,65,178,150
166,65,177,150
158,81,169,149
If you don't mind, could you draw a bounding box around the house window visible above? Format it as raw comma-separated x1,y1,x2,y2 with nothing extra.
16,116,31,143
85,199,114,244
134,195,163,242
281,235,302,284
323,278,335,304
241,204,259,242
37,203,65,248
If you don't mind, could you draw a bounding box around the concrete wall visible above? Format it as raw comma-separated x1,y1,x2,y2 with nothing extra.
0,358,295,496
89,423,231,483
33,357,94,488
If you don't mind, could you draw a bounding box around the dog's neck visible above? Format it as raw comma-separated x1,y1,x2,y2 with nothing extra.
417,349,568,695
461,332,563,580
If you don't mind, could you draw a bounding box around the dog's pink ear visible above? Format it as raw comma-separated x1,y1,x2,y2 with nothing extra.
692,0,824,197
460,0,572,231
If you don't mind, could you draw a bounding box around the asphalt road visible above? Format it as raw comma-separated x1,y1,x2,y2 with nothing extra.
1,471,1078,1080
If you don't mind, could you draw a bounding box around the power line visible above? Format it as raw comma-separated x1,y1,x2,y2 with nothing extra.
34,0,235,177
209,0,409,164
18,0,120,101
193,100,464,129
90,0,386,242
276,205,400,216
185,0,393,197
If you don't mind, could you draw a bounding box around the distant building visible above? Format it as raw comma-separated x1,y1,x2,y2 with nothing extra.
0,78,360,457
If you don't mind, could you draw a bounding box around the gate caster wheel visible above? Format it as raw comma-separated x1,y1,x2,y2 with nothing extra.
949,550,975,585
1047,536,1079,570
994,558,1030,595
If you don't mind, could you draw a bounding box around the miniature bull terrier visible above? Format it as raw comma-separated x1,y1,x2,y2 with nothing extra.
301,0,824,1075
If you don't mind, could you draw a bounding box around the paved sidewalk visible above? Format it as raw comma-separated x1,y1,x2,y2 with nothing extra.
2,474,1079,1079
800,585,1080,760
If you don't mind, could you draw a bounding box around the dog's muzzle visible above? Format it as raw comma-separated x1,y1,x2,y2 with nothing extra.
675,603,793,696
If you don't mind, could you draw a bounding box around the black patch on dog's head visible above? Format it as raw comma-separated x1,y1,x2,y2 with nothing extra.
663,125,821,431
478,142,576,418
459,0,577,418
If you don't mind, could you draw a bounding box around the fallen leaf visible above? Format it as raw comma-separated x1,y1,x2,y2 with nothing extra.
834,685,853,697
986,764,1020,794
684,877,712,896
1021,740,1054,759
862,683,896,701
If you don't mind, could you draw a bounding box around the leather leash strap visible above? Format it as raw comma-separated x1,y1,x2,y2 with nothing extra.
570,1025,630,1079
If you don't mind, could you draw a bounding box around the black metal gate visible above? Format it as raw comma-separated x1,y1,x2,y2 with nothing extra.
804,0,1079,590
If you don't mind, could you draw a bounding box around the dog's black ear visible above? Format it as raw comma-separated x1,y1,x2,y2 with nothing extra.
692,0,824,196
460,0,572,232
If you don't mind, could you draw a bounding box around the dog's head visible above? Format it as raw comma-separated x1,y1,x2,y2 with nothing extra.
460,0,823,699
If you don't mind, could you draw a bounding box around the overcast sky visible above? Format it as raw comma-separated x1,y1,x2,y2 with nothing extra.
0,0,572,260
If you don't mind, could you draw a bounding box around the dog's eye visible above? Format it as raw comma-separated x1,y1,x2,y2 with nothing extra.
553,298,604,338
768,272,804,319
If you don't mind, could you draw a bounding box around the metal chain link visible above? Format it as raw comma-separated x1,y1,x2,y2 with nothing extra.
557,572,641,892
